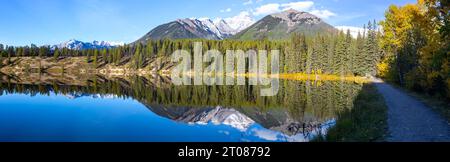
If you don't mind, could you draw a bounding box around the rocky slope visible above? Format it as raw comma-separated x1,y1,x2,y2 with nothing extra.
233,9,337,40
135,18,242,42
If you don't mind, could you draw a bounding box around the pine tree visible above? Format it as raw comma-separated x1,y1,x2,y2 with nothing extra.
146,40,154,58
327,34,336,74
306,43,313,74
0,43,4,66
287,33,300,73
85,50,90,63
334,31,346,75
93,49,98,68
364,21,377,76
344,29,353,75
39,46,46,58
31,44,38,58
133,43,143,69
299,34,308,72
101,49,107,63
115,48,122,65
62,48,68,57
53,48,60,61
310,36,319,72
318,35,329,73
354,31,364,76
7,46,13,64
16,48,23,57
287,33,309,73
0,50,3,67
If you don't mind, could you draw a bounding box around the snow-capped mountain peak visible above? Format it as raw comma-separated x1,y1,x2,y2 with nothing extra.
197,18,226,38
53,39,123,50
214,18,239,35
136,14,255,42
174,18,236,39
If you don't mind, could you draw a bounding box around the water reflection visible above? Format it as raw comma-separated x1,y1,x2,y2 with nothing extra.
0,73,362,142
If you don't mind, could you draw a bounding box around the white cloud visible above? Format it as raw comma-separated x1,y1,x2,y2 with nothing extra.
219,130,230,135
280,1,314,11
223,11,256,31
310,9,336,19
106,41,126,46
243,0,253,5
195,17,211,21
220,8,232,13
251,1,336,19
335,26,366,38
253,3,280,16
251,128,281,141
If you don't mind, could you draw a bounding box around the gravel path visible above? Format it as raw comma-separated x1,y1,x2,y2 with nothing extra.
373,79,450,142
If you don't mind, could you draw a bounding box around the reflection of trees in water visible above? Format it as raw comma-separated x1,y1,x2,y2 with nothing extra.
0,73,363,137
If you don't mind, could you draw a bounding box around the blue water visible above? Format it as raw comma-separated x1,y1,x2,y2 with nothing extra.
0,92,327,142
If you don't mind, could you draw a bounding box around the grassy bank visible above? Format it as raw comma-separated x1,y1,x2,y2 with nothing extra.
314,84,388,142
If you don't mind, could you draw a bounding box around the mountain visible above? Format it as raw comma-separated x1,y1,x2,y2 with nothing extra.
53,39,123,50
233,9,337,40
135,18,246,43
197,18,236,39
64,92,118,100
135,9,336,42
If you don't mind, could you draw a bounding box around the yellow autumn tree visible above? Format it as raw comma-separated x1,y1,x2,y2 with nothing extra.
379,3,422,83
379,0,449,99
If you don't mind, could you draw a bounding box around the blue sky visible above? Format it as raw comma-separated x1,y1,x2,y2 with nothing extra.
0,0,416,46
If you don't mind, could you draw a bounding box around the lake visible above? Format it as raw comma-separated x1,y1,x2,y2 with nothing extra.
0,73,362,142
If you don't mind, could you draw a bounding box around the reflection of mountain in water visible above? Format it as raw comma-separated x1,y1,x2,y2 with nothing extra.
149,105,254,131
0,73,362,141
147,104,334,138
65,92,118,99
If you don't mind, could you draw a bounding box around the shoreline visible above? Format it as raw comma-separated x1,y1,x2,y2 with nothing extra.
1,56,370,83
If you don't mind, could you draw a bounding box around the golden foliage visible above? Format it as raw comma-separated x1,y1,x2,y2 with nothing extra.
376,61,389,78
380,0,449,99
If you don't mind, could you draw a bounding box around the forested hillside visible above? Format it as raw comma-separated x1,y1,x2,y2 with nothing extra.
0,21,381,77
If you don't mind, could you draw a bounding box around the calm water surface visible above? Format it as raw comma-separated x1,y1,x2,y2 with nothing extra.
0,74,362,142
